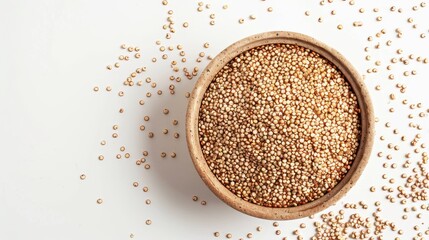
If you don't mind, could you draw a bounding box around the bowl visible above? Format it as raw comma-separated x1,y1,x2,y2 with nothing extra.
186,31,374,220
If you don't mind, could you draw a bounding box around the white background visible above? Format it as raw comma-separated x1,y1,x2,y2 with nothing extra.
1,0,429,239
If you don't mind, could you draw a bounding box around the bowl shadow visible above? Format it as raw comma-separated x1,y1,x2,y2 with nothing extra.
140,73,246,227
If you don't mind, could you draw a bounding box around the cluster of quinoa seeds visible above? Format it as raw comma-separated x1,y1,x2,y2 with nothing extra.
199,44,361,207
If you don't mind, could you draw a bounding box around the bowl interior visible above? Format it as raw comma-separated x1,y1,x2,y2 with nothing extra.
186,31,374,220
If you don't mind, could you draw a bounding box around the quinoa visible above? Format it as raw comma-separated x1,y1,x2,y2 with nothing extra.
198,44,361,207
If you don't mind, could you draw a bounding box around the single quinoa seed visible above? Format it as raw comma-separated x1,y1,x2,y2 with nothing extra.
198,44,361,207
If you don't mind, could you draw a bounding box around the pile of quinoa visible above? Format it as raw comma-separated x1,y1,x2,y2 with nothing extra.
198,44,361,207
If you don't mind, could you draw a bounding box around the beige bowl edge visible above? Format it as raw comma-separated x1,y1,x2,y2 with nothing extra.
186,31,374,220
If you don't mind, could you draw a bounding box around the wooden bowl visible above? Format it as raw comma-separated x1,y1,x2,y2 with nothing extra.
186,31,374,220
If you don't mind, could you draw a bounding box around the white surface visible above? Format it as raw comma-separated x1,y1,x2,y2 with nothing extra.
1,0,429,239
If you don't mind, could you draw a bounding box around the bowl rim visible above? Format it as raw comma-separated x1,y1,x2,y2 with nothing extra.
186,31,374,220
